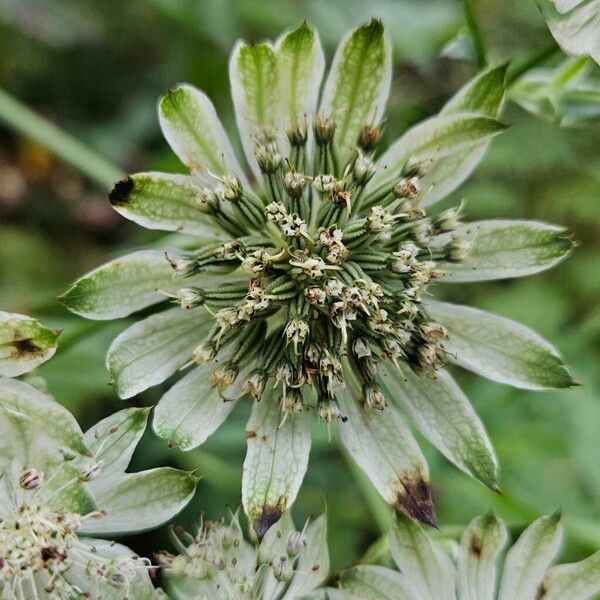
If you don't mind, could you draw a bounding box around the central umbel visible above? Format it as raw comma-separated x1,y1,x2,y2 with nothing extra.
114,116,469,423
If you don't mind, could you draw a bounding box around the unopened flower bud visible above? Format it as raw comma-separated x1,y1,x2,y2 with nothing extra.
287,531,307,557
420,321,448,343
195,188,219,213
314,115,336,145
358,124,382,152
284,317,310,353
317,399,346,422
166,253,197,277
287,121,308,147
218,176,242,202
20,468,43,490
394,176,421,199
354,150,376,184
256,142,282,174
243,371,267,400
352,337,372,359
363,385,386,410
212,364,239,391
174,287,205,310
284,171,306,198
312,174,337,194
448,238,472,262
273,555,294,582
281,389,304,413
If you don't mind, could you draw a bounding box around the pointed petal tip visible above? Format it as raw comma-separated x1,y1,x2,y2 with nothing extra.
252,505,284,540
108,176,134,206
393,477,438,528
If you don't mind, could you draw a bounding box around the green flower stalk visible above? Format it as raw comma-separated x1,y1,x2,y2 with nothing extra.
316,511,600,600
63,21,575,535
157,511,328,600
0,313,198,598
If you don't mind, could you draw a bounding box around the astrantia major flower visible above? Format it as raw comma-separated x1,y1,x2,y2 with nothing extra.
157,511,328,600
0,314,198,598
63,21,575,536
316,511,600,600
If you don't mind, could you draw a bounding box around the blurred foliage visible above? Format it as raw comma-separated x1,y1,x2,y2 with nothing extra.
0,0,599,580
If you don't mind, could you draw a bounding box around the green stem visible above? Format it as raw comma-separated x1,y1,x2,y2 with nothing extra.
507,43,561,85
463,0,487,68
0,87,123,189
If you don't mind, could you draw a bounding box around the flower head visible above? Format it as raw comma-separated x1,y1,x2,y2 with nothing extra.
0,315,198,597
316,511,600,600
63,21,575,535
157,511,328,600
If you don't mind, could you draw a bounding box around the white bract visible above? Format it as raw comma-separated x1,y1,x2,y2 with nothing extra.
316,511,600,600
63,21,575,536
157,511,328,600
0,323,199,598
540,0,600,65
0,312,59,377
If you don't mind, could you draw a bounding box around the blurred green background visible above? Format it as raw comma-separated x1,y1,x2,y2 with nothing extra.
1,0,599,579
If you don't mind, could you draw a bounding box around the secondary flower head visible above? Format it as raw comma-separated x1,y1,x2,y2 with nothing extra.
0,314,198,598
317,511,600,600
63,21,575,535
157,511,328,600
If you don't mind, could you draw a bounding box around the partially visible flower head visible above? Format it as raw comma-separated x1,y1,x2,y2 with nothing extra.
157,511,328,600
63,20,575,536
0,319,198,598
316,511,600,600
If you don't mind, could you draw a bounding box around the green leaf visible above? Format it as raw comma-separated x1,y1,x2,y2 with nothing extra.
425,300,575,390
320,19,391,164
153,363,237,450
81,468,199,535
337,365,436,527
339,565,416,600
379,364,499,489
498,511,563,600
109,172,225,237
540,549,600,600
275,22,325,147
158,83,247,183
389,516,455,600
437,220,574,282
457,512,508,600
84,407,149,479
0,311,59,377
230,41,279,181
540,0,600,65
367,113,506,201
242,390,311,538
0,377,88,458
62,250,181,320
107,306,213,399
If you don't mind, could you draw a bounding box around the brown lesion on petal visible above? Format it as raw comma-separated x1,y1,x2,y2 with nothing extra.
252,497,287,539
469,535,483,557
393,473,438,528
108,176,134,205
536,584,548,599
11,338,42,358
